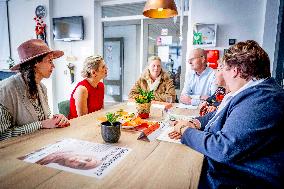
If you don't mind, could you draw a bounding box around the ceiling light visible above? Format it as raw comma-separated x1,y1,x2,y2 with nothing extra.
143,0,178,19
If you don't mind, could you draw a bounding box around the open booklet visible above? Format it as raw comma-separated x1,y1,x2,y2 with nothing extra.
18,138,131,179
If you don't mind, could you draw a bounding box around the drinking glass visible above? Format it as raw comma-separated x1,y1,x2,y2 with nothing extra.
166,96,173,103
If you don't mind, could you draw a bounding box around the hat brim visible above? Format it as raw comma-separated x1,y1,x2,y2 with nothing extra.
10,50,64,71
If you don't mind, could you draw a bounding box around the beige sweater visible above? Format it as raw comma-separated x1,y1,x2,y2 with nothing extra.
0,73,50,126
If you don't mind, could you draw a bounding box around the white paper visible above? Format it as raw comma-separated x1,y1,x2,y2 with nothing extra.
167,113,196,121
176,103,198,110
157,127,181,144
158,46,169,62
160,36,172,45
19,138,131,179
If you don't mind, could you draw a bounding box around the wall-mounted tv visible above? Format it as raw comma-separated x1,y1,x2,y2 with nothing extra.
53,16,84,41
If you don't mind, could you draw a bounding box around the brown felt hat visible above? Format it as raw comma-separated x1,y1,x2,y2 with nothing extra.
10,39,64,71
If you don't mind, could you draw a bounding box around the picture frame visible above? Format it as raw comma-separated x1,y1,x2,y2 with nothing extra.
193,23,217,47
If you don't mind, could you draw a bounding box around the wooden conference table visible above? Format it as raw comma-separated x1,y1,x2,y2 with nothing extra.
0,103,203,189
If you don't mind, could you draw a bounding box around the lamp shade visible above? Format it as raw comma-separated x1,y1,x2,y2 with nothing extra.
143,0,178,19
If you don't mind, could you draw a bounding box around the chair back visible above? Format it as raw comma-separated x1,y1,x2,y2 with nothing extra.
58,100,70,117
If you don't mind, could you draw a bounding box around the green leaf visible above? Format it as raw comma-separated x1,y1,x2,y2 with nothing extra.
105,112,119,125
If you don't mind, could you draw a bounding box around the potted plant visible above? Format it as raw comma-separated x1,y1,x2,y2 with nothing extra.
101,112,121,143
135,88,154,119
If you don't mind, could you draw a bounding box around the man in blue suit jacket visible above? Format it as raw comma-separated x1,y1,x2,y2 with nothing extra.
169,40,284,188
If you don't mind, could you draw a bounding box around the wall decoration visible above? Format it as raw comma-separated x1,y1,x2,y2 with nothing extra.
205,50,219,69
193,23,217,47
34,16,47,43
67,63,75,83
35,5,46,18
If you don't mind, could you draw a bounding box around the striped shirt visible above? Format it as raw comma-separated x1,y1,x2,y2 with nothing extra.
0,100,45,141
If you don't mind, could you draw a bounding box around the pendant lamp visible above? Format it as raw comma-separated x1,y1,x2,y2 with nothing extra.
143,0,178,19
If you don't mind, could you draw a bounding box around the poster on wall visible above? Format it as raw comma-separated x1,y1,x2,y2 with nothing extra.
193,24,217,47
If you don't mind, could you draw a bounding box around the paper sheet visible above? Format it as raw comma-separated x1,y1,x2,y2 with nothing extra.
156,127,181,144
176,103,199,109
19,138,131,179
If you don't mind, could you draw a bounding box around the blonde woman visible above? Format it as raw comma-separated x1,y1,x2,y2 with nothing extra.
68,56,108,119
129,56,176,102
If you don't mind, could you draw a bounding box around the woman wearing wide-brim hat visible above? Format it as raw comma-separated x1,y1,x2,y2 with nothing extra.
0,39,70,141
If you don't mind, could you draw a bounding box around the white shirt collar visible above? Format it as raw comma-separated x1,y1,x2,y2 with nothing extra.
229,78,265,98
215,78,265,115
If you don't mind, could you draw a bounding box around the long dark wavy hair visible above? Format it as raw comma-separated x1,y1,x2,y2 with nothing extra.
19,54,46,99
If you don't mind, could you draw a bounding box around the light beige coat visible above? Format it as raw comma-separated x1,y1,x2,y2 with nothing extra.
129,69,176,102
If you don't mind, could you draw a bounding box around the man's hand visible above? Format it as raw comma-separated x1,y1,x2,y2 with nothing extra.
180,95,192,105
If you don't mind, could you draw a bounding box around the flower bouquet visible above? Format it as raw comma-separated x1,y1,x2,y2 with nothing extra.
135,88,154,119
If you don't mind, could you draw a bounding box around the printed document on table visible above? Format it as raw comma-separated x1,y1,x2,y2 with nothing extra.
176,103,198,110
157,127,181,144
18,138,131,179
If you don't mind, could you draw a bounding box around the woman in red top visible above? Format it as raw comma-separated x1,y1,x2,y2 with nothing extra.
69,55,108,119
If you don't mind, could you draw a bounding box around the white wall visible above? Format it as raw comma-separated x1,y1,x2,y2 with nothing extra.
52,0,95,113
8,0,55,112
104,25,140,101
183,0,270,90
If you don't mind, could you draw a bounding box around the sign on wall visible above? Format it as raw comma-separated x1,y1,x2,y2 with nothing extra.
193,23,217,47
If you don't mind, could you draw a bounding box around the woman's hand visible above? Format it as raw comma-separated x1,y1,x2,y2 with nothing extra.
41,118,58,129
168,119,201,140
168,120,193,140
170,120,192,133
199,102,209,116
41,114,70,129
53,114,70,128
168,131,182,140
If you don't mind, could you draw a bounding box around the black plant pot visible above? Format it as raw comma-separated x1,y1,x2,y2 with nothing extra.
101,121,121,143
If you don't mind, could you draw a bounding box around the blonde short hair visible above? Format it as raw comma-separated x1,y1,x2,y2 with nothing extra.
81,55,104,78
148,56,161,63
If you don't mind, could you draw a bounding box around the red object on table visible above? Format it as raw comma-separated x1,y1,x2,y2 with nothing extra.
206,50,219,69
138,113,149,119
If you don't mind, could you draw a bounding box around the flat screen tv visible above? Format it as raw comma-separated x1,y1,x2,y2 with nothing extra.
53,16,84,41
